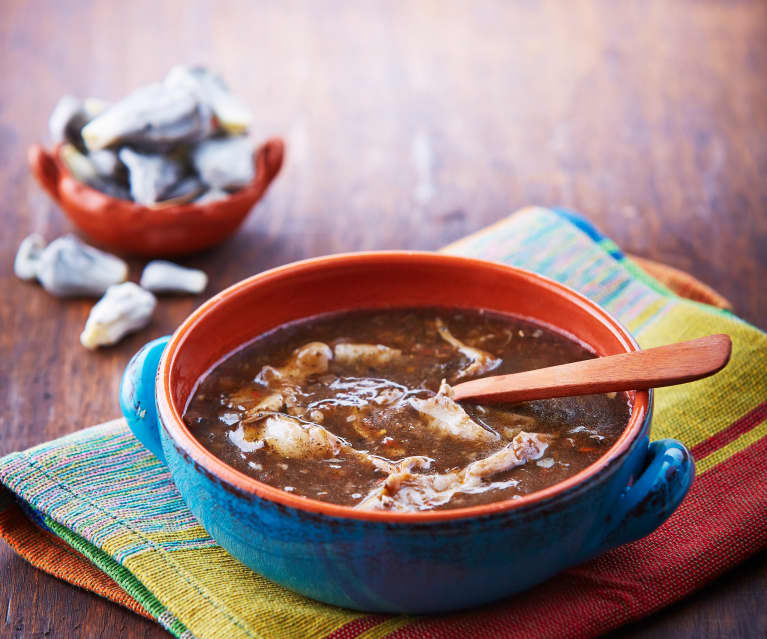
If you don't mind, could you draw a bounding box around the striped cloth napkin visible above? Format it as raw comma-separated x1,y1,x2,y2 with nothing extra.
2,207,766,639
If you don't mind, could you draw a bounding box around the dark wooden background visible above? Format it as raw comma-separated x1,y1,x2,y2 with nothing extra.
1,0,765,637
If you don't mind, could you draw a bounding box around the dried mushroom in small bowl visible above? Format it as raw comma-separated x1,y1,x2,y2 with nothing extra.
29,66,284,256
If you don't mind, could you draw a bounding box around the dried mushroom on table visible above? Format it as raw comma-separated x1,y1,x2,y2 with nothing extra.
80,282,157,350
36,235,128,297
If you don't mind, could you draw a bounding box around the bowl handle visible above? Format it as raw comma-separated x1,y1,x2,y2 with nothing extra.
28,144,61,201
119,336,171,465
255,137,285,186
601,439,694,550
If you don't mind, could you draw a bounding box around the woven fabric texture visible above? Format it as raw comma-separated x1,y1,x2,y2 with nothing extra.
1,207,765,639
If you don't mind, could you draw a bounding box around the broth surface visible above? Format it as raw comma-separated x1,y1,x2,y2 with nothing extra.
185,308,631,511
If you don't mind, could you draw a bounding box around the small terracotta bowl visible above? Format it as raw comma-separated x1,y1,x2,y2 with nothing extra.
120,252,695,613
27,138,284,256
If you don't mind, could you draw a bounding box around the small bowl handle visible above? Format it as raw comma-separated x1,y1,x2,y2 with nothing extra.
28,144,62,201
120,336,171,465
255,137,285,187
601,439,694,550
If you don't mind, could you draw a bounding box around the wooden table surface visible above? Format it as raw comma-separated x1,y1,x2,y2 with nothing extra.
1,0,765,637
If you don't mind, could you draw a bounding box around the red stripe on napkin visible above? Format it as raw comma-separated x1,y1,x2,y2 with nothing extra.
690,400,767,459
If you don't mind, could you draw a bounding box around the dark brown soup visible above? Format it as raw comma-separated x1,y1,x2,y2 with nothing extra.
185,308,631,512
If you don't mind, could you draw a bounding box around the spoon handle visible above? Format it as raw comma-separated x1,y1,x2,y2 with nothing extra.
451,334,732,404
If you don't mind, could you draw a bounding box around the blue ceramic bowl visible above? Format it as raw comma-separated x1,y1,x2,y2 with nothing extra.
120,252,694,613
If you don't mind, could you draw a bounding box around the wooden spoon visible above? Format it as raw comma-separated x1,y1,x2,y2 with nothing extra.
451,334,732,404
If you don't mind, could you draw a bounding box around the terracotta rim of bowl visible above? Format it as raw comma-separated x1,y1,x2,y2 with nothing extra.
156,252,651,523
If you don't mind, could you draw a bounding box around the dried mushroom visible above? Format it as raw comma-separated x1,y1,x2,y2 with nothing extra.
165,65,252,134
14,234,46,281
140,260,208,294
49,95,109,148
59,143,99,182
82,83,213,152
36,235,128,297
118,148,183,205
192,136,254,190
48,95,84,144
88,149,121,178
80,282,157,349
59,144,131,200
48,95,108,151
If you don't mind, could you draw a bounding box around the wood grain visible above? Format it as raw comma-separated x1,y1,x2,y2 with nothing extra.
453,334,732,403
1,0,765,637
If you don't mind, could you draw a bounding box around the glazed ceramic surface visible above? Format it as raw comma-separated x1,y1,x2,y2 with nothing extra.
120,252,694,613
28,138,284,256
